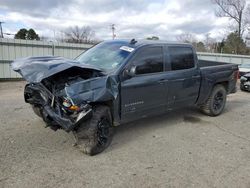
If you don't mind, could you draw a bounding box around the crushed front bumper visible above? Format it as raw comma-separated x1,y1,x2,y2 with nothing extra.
241,82,250,91
24,84,92,132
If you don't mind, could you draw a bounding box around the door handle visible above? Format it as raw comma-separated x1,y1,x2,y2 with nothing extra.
192,75,200,79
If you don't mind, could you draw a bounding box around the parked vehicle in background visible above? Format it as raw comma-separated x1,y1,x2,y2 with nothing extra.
239,63,250,77
240,73,250,92
12,39,239,155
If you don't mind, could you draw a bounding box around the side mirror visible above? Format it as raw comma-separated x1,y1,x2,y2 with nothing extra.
123,66,137,78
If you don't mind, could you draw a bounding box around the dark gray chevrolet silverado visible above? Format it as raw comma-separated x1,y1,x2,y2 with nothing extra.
12,39,238,155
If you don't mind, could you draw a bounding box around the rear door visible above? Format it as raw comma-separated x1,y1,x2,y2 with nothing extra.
165,46,201,109
120,45,168,122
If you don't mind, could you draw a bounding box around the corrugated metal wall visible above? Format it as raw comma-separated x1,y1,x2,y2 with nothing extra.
197,52,250,65
0,38,93,79
1,38,250,79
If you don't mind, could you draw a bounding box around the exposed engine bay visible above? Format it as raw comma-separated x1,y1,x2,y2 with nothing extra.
12,56,119,131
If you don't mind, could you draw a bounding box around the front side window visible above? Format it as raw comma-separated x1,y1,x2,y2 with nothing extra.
169,47,195,70
131,46,163,75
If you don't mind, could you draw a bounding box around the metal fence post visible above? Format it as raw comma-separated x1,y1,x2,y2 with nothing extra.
52,42,55,56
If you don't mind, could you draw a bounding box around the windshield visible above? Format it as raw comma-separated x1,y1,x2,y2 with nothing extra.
240,63,250,68
76,41,133,71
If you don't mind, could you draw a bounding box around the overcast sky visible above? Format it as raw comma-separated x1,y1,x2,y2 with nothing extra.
0,0,244,41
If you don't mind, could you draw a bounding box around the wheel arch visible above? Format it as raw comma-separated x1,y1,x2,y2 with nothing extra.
89,100,114,122
216,81,229,93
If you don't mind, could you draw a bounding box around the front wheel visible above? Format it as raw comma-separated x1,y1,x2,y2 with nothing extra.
31,105,42,118
74,105,114,156
200,85,227,116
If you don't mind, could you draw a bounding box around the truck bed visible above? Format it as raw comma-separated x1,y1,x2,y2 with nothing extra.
196,60,238,105
198,60,231,68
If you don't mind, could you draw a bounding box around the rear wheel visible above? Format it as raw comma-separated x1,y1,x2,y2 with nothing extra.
200,85,227,116
74,105,114,156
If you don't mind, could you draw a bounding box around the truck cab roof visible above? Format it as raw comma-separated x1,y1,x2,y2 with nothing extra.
106,39,193,49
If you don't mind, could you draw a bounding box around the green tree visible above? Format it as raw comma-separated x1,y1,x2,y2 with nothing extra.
223,31,246,54
14,28,40,40
27,29,40,40
216,40,225,53
196,42,206,52
14,28,28,39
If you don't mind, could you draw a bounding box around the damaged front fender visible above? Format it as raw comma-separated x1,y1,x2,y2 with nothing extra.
63,76,119,104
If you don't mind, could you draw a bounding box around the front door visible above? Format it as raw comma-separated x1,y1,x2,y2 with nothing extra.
120,45,168,123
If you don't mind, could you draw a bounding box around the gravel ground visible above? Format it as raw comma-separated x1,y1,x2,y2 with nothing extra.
0,81,250,188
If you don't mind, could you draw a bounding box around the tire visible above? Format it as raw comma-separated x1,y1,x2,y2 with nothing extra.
32,105,42,118
240,84,245,91
200,85,227,116
74,105,114,156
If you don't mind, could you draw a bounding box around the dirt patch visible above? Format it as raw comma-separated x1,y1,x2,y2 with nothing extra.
1,81,250,188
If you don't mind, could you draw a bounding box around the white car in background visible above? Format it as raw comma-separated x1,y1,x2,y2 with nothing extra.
239,63,250,77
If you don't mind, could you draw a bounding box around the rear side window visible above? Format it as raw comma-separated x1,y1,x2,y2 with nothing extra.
169,47,195,70
132,46,163,75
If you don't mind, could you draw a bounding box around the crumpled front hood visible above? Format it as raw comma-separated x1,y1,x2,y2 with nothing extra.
12,56,102,83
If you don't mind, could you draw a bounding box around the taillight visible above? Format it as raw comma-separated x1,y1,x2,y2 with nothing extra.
234,70,239,79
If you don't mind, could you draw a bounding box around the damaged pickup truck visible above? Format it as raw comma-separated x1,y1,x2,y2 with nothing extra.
12,39,238,155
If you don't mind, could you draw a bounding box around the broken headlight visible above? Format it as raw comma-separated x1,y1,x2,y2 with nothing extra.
62,97,90,114
62,98,80,112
